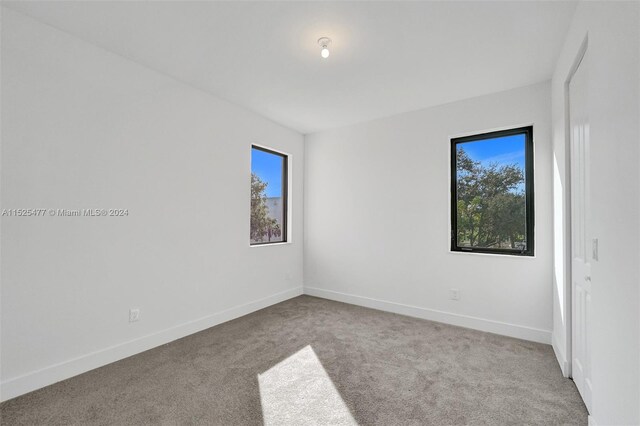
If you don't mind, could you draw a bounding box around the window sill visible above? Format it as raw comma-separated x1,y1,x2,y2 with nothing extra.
449,250,536,259
250,241,292,248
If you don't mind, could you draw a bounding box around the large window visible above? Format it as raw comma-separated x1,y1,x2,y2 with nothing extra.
451,126,534,256
250,146,288,245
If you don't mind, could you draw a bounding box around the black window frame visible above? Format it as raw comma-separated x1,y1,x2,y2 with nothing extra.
250,145,288,246
450,126,534,256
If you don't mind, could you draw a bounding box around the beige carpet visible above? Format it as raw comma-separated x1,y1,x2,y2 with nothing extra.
0,295,587,425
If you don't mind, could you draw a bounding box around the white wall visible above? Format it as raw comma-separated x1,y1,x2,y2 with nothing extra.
0,8,304,401
304,81,553,344
551,2,640,424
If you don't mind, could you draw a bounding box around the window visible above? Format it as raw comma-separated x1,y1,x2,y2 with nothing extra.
250,146,288,245
451,126,534,256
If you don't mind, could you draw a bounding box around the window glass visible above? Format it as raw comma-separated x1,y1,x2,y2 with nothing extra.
451,127,534,255
251,146,287,245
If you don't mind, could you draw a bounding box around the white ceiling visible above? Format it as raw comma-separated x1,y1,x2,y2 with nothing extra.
4,1,577,134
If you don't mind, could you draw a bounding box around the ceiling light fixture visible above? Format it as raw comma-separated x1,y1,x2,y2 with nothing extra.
318,37,331,59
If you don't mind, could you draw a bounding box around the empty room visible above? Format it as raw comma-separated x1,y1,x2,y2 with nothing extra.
0,1,639,425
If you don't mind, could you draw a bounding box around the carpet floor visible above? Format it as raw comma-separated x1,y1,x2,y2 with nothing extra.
0,295,587,425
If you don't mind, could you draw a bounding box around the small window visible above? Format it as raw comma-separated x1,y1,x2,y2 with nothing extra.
451,126,534,256
251,146,288,245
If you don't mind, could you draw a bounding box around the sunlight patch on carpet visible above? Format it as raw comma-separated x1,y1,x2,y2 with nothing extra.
258,345,357,425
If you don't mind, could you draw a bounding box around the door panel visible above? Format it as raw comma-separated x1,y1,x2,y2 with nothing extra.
570,49,592,413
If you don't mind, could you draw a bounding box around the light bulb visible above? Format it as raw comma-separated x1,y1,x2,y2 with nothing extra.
318,37,332,59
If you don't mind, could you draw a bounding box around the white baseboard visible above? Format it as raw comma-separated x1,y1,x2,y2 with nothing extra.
0,286,303,402
304,287,552,344
552,333,570,377
587,415,597,426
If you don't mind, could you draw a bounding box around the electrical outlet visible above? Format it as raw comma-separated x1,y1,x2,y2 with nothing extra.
129,308,140,323
449,289,460,301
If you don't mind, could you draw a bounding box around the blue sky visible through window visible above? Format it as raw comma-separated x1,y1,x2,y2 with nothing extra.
252,148,283,198
460,134,525,169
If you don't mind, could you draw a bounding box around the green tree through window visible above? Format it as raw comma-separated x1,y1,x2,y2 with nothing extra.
251,173,282,243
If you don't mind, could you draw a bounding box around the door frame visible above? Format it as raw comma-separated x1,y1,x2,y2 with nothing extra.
563,34,589,381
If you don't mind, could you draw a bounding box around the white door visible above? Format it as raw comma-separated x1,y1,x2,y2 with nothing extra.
570,49,592,413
